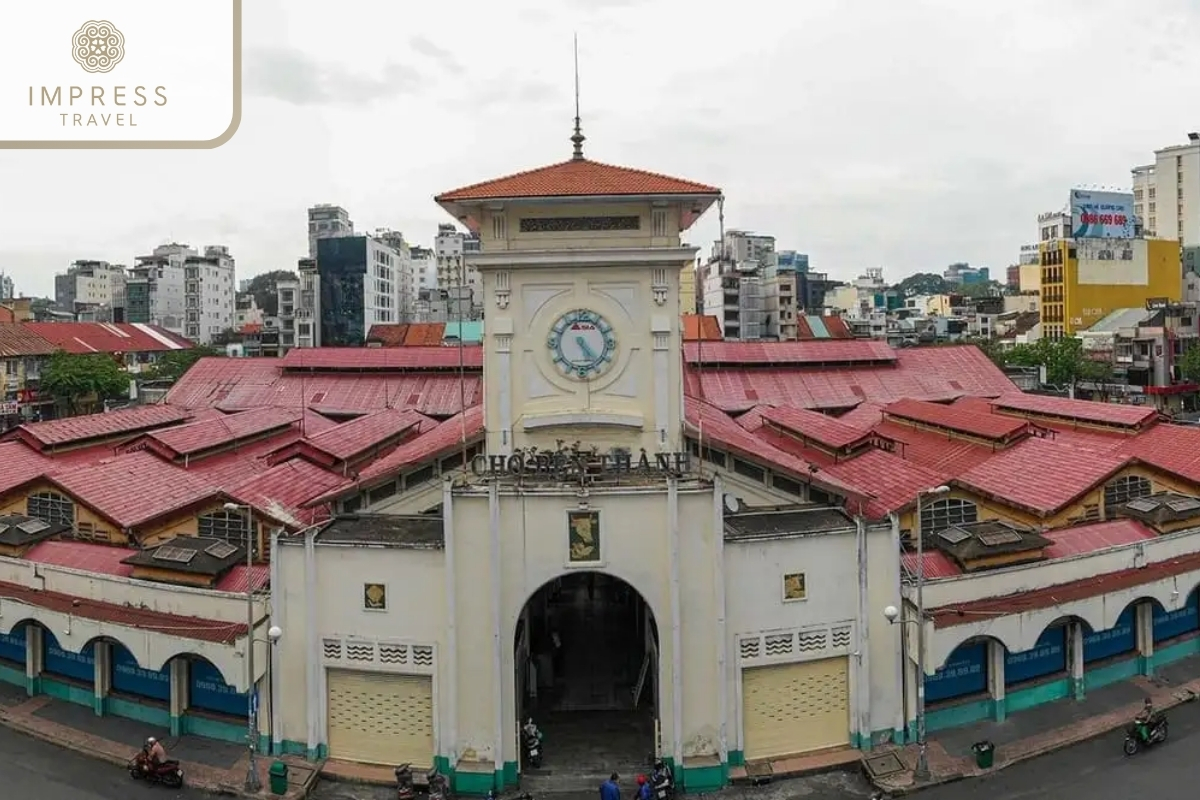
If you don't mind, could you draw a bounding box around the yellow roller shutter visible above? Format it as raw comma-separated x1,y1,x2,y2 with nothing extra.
326,669,434,767
742,657,849,761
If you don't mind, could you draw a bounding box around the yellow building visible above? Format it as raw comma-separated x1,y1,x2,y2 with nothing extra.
1040,237,1181,337
680,262,697,315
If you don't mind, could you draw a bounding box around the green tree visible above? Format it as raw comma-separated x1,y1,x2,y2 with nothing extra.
892,272,949,297
956,281,1003,299
246,270,298,316
40,352,131,415
142,345,220,383
1179,343,1200,384
1003,337,1103,389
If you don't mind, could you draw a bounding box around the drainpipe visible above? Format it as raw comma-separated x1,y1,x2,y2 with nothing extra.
488,481,503,782
712,476,727,764
667,478,683,771
443,478,458,766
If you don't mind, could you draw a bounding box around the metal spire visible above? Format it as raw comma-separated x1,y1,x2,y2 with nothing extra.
571,34,586,160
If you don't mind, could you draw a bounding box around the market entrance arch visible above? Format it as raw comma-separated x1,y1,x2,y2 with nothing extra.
515,571,658,774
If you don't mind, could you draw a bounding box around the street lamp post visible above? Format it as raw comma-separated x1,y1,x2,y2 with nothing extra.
223,501,278,793
884,483,950,783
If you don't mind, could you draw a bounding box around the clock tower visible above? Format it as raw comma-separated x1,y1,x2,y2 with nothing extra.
435,141,721,457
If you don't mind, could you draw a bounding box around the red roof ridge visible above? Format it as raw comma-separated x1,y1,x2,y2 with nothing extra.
884,398,1030,442
435,157,721,202
759,405,871,450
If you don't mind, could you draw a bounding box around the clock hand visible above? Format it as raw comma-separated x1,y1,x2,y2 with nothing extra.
575,335,596,361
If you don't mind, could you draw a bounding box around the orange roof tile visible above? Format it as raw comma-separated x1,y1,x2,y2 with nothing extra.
436,158,721,202
403,323,446,346
682,314,722,341
366,324,409,347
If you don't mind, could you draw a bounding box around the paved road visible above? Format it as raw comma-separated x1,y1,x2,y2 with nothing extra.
0,722,203,800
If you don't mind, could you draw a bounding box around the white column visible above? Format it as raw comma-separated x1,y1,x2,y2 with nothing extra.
712,477,728,764
667,478,683,769
25,625,41,696
443,479,459,766
988,639,1007,721
489,481,504,777
93,641,111,715
304,527,319,757
169,657,188,736
493,321,513,455
1137,602,1155,676
855,515,872,749
1070,622,1086,699
652,318,671,448
269,526,283,753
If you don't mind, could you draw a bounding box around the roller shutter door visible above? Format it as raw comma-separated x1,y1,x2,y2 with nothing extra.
742,657,849,760
326,669,434,767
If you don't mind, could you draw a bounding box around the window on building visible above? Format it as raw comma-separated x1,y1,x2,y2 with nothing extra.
405,464,436,488
733,458,765,483
771,475,804,497
920,498,978,535
1103,475,1152,512
27,491,75,527
368,481,398,505
197,509,257,555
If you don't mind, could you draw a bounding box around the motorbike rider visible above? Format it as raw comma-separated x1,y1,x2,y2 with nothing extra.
523,718,542,741
651,760,673,792
600,772,621,800
143,736,167,768
1134,697,1157,737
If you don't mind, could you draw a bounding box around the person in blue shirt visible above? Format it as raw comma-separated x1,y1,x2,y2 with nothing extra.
600,772,621,800
637,774,653,800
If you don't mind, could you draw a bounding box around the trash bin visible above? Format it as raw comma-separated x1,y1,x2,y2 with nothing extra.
269,760,289,795
971,740,995,769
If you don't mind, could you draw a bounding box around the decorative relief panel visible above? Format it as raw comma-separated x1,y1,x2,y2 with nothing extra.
651,268,668,307
495,271,511,309
519,216,640,233
590,283,639,321
496,335,512,354
522,285,572,322
522,351,564,399
321,636,436,675
736,621,855,666
651,210,668,237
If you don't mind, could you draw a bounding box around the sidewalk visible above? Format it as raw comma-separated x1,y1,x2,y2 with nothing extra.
864,655,1200,795
0,683,320,798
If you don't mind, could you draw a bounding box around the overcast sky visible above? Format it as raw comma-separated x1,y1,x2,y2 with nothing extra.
2,0,1198,297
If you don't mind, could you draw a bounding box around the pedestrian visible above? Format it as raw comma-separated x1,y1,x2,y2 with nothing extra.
637,774,653,800
600,772,621,800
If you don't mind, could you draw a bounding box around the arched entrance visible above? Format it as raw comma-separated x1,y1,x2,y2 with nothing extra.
515,571,658,774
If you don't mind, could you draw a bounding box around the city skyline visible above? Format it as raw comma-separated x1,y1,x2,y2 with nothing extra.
2,0,1198,296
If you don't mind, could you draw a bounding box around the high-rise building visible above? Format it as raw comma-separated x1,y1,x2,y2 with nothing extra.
411,246,437,293
315,232,411,346
54,260,127,321
295,258,320,348
434,223,482,310
127,243,235,343
308,204,355,259
700,230,775,340
1131,132,1200,247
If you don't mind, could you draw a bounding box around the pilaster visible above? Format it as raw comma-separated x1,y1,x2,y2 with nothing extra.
988,639,1007,721
25,625,42,696
1137,602,1155,676
169,657,188,736
93,641,112,715
1070,623,1086,699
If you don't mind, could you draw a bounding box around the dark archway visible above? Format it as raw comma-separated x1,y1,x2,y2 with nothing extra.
515,571,658,775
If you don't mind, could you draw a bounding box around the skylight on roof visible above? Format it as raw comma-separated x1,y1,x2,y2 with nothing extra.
1125,499,1160,513
939,528,970,544
978,530,1023,547
205,541,239,559
16,519,50,534
1167,498,1200,513
0,524,8,536
153,545,196,564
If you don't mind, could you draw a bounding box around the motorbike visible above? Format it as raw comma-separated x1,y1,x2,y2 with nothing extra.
651,766,674,800
523,728,543,769
128,752,185,788
395,763,415,800
1123,711,1169,755
427,767,451,800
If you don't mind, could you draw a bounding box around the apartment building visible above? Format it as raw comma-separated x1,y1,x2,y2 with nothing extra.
411,246,436,292
127,244,188,334
1131,132,1200,246
54,260,127,321
308,204,355,259
700,230,775,339
182,246,236,344
276,278,299,352
434,223,482,312
0,273,14,301
295,258,319,348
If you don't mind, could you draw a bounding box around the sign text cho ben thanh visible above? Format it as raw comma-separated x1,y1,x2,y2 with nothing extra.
472,448,693,479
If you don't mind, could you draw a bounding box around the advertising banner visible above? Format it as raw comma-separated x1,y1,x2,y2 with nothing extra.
924,640,988,703
112,644,171,701
1084,607,1136,662
1005,625,1066,685
44,638,94,683
1153,596,1199,642
0,624,25,664
1070,189,1135,239
189,658,247,717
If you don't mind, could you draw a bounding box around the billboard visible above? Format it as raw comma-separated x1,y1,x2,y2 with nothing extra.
1070,189,1135,239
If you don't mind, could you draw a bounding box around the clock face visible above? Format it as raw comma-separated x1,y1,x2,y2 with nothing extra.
547,309,617,379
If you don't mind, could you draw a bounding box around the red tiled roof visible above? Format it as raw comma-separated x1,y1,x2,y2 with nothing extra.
795,315,853,340
0,578,246,643
24,540,136,577
0,442,53,494
1042,519,1157,559
0,307,13,323
1112,424,1200,483
23,322,192,354
280,346,482,371
900,551,962,580
950,395,996,414
354,405,486,485
836,402,886,431
821,448,949,518
229,459,348,527
184,430,306,488
435,158,720,201
404,323,447,346
734,406,770,432
759,406,871,450
686,345,1015,413
872,421,996,475
929,550,1200,629
51,450,219,528
16,405,193,449
165,357,481,417
991,392,1159,429
300,408,428,462
682,315,722,342
366,324,409,346
684,397,868,502
215,564,270,593
0,323,56,356
684,339,896,366
139,407,299,458
956,437,1129,514
884,398,1030,441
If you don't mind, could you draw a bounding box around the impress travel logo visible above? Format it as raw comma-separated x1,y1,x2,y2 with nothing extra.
0,1,242,149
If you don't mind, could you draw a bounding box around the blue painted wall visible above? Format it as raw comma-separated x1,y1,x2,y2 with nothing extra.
1005,626,1066,685
1084,608,1136,662
43,635,94,683
111,645,171,702
925,641,988,703
189,658,247,717
1154,596,1200,642
0,623,25,664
